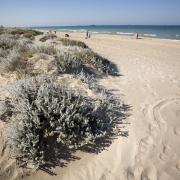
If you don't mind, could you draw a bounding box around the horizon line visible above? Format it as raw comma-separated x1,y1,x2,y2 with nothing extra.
2,24,180,28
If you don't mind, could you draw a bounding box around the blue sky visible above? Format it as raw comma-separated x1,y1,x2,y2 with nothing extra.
0,0,180,26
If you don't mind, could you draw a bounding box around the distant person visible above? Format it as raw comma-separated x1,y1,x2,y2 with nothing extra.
86,30,89,39
54,31,56,34
88,32,91,38
136,33,139,39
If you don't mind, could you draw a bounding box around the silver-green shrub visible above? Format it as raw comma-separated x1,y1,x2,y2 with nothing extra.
39,34,57,42
0,48,21,72
73,70,95,89
0,35,34,73
55,51,81,73
59,38,88,48
6,75,116,168
37,45,57,55
73,48,115,74
0,34,31,50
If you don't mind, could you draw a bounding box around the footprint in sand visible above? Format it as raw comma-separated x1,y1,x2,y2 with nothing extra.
141,165,157,180
127,163,157,180
151,98,180,178
159,145,174,162
127,164,143,180
148,124,159,138
174,126,180,136
138,136,153,155
141,104,150,117
100,169,112,180
176,160,180,171
133,97,180,179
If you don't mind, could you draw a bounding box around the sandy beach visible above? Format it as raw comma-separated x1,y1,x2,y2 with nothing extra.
0,31,180,180
13,33,179,180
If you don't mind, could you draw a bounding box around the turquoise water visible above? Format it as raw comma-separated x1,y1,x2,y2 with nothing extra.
34,25,180,40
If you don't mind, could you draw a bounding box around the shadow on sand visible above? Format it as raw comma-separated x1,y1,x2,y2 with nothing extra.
39,99,131,176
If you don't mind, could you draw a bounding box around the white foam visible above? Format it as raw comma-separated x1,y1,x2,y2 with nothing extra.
116,32,134,35
81,29,86,32
101,31,111,34
143,34,157,37
91,31,99,34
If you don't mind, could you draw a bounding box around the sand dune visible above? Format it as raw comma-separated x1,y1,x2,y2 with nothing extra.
1,33,180,180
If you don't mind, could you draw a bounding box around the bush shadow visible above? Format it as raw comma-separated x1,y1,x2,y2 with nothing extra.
39,98,131,176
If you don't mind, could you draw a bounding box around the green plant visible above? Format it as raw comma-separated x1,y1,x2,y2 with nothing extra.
73,48,116,75
55,51,81,73
6,76,116,168
37,45,57,55
0,48,21,72
0,35,34,74
0,35,17,49
40,34,57,42
8,28,43,40
59,38,88,48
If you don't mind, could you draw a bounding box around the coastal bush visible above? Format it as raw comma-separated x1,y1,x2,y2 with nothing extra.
59,38,88,48
0,48,21,72
0,35,17,49
0,32,117,76
7,28,43,40
6,75,116,168
0,28,42,40
55,51,81,73
54,45,117,75
0,35,34,73
39,34,57,42
37,45,57,55
73,48,116,75
74,70,95,89
0,34,32,50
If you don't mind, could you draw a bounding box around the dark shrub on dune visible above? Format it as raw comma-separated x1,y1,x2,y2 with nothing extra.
59,38,89,48
55,51,82,73
0,35,33,73
0,28,43,40
39,34,57,42
73,48,118,75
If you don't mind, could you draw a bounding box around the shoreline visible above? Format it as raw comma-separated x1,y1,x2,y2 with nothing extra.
35,29,180,42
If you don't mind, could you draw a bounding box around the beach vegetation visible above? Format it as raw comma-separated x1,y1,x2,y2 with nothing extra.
59,38,88,48
5,75,118,168
39,34,57,42
0,35,34,74
37,45,57,55
0,28,43,40
72,48,117,75
55,51,81,73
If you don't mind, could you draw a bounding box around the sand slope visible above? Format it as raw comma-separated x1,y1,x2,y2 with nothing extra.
1,33,180,180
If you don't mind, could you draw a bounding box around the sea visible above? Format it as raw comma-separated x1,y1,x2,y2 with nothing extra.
33,25,180,40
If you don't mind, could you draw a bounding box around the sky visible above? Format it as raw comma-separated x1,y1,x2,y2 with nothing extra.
0,0,180,27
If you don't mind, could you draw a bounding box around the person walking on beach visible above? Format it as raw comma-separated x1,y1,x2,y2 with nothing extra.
136,33,139,39
86,30,89,39
88,32,91,38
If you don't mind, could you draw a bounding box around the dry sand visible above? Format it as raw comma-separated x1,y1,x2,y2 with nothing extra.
1,33,180,180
